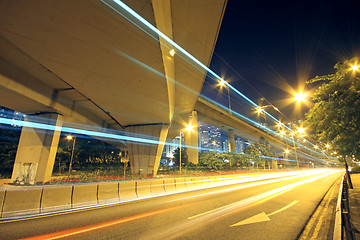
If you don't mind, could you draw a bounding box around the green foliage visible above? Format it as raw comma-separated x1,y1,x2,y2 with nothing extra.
198,151,251,170
172,147,188,166
305,57,360,159
54,135,122,174
0,125,21,177
244,137,277,168
199,152,226,170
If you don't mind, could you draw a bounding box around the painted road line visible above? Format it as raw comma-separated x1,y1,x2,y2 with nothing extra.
230,200,299,227
19,203,192,240
188,171,336,221
268,200,298,216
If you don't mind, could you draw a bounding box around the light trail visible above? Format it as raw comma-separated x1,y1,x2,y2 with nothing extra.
145,170,341,239
19,204,189,240
0,116,335,165
15,170,339,239
0,117,333,164
0,170,336,222
101,0,334,161
187,170,338,220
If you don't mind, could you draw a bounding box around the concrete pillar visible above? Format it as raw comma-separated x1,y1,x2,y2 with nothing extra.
184,111,199,164
125,124,168,176
11,113,63,184
228,129,236,153
272,159,278,169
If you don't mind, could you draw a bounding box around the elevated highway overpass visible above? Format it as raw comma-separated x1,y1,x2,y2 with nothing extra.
192,96,332,166
0,0,332,184
0,0,227,182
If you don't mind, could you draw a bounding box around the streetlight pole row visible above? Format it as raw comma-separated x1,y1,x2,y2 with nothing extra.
67,135,76,176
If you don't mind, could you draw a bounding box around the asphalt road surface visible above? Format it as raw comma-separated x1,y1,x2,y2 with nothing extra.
0,169,342,240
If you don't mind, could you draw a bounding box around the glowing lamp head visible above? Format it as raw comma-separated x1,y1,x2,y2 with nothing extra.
314,145,318,149
351,64,359,71
297,127,305,135
294,91,306,103
212,140,216,145
280,130,285,136
256,107,263,114
285,149,290,154
326,144,330,148
219,79,226,87
277,122,282,128
66,135,73,140
185,124,194,132
169,49,175,57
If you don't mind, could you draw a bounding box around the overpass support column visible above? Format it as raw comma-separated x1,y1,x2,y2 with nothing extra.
125,124,168,176
184,111,199,164
11,113,63,184
228,129,236,153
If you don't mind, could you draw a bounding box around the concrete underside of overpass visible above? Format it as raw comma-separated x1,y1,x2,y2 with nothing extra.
0,0,227,182
194,97,326,164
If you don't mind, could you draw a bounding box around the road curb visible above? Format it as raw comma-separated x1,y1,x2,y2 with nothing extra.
297,175,342,240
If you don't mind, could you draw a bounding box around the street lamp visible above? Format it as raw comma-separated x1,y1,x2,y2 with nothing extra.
294,91,307,103
256,105,280,114
297,127,305,135
256,105,281,126
287,131,299,168
169,49,175,57
351,64,359,71
179,124,194,174
66,135,76,176
218,79,232,115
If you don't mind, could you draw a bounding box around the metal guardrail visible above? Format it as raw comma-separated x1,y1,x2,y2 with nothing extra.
333,173,354,240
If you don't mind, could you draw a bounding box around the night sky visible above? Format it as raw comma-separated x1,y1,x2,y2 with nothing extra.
203,0,360,120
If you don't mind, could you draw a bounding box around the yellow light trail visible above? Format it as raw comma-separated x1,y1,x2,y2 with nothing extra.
20,204,189,240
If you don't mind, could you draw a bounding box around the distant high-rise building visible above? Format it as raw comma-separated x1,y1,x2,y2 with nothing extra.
222,139,229,152
164,135,180,158
235,137,245,153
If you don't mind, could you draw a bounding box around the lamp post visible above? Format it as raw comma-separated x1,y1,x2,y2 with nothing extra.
179,131,183,174
219,79,231,115
179,124,194,174
280,130,299,168
67,135,76,176
256,105,280,126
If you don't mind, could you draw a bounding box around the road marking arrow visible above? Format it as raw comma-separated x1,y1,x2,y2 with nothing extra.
230,200,298,227
230,212,270,227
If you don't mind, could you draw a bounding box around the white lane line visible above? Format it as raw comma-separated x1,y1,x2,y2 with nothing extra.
188,171,336,220
268,200,298,216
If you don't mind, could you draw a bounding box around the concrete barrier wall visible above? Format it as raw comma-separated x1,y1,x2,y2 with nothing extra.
119,181,137,201
2,189,42,218
175,178,187,191
192,177,203,186
41,186,72,213
150,179,165,195
0,191,5,217
186,178,197,189
72,184,98,208
98,182,119,204
0,174,240,219
164,178,176,193
137,181,151,198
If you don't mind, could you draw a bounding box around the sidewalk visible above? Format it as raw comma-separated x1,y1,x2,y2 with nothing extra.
349,173,360,239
